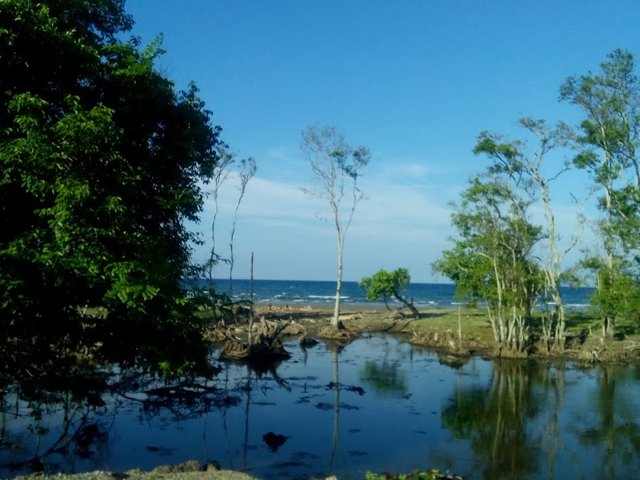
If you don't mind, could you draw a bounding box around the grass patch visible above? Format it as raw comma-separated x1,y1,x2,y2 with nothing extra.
412,307,640,345
411,307,495,345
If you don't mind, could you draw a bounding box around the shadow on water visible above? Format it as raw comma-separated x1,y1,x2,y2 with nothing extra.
4,336,640,479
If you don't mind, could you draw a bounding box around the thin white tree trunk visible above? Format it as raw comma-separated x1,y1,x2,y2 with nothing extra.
333,235,343,328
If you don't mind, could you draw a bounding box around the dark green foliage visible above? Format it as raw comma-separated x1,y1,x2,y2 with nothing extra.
0,0,222,390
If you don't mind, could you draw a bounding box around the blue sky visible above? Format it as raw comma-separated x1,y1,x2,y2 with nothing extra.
127,0,640,282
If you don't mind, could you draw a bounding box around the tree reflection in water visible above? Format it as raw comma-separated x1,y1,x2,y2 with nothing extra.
360,360,408,397
328,344,341,474
5,337,640,479
442,360,640,480
573,364,640,479
0,367,236,476
442,360,538,479
0,390,112,474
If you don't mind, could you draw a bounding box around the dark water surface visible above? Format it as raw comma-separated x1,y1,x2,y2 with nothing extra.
2,335,640,479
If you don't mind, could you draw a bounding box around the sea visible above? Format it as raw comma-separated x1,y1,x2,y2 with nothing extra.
190,278,594,311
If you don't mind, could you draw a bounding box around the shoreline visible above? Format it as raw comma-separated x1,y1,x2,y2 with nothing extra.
247,303,640,364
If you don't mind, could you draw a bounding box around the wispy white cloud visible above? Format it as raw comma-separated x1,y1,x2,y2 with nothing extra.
192,159,460,281
193,155,598,282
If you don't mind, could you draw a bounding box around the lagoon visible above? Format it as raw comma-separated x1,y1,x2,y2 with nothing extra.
2,335,640,479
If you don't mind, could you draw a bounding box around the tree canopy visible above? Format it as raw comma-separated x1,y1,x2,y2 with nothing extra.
0,0,222,392
359,268,419,318
560,48,640,337
433,140,543,352
436,48,640,347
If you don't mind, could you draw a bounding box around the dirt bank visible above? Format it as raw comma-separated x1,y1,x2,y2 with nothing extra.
13,460,258,480
15,471,256,480
213,303,640,364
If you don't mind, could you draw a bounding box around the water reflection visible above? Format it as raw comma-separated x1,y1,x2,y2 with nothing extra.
576,364,640,478
3,336,640,479
329,344,340,474
360,359,408,397
442,361,538,479
441,360,640,479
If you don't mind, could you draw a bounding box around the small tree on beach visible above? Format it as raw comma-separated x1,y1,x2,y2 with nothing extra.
302,125,370,329
359,268,420,318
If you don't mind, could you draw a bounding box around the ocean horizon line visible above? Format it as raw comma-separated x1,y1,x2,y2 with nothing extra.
206,278,454,285
186,278,594,311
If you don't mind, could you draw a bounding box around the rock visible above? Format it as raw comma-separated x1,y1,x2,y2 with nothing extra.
151,459,201,474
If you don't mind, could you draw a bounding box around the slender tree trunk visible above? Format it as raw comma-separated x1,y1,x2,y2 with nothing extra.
537,170,565,350
457,306,463,350
393,292,419,318
332,236,343,328
248,252,254,346
493,257,506,345
604,184,615,338
487,305,498,343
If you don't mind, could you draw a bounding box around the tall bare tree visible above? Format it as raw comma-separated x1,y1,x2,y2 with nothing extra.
208,149,256,321
228,157,256,294
208,147,235,282
301,125,370,328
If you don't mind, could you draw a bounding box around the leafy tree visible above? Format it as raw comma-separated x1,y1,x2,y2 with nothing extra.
0,0,223,391
580,255,640,334
434,149,543,353
560,49,640,337
359,268,419,318
301,125,370,329
473,118,580,351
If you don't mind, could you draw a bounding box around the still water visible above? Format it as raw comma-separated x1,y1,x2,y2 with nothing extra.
2,335,640,480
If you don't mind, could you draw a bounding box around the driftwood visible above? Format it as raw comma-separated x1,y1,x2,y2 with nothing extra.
220,317,290,362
